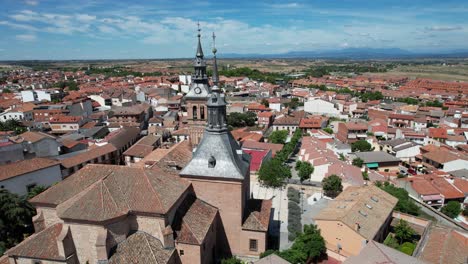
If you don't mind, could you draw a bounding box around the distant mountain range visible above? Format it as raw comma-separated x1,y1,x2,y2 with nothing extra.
221,48,468,59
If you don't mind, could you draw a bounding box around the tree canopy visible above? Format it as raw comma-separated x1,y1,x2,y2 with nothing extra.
0,190,35,255
352,157,364,167
269,130,288,144
261,224,326,264
296,161,314,182
0,119,27,134
441,201,462,219
377,182,420,216
351,140,373,152
322,175,343,198
394,219,416,244
227,112,256,128
258,158,291,187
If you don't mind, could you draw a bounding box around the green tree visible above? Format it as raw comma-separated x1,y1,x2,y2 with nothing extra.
362,171,369,181
280,224,326,263
261,98,269,107
269,130,288,144
378,183,420,216
339,153,346,161
352,157,364,167
258,158,291,187
441,201,462,219
351,140,372,152
297,161,314,182
221,257,244,264
394,219,415,244
322,175,343,198
27,185,47,200
0,189,36,255
323,127,333,134
2,88,11,93
227,112,256,127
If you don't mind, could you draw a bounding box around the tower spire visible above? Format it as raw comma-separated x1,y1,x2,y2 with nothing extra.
196,21,204,58
212,32,219,88
192,22,207,83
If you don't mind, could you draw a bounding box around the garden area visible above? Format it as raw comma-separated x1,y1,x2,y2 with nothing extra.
383,219,419,256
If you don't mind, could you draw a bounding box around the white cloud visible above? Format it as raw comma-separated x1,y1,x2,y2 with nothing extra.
16,34,36,41
24,0,38,6
425,26,462,31
271,3,300,8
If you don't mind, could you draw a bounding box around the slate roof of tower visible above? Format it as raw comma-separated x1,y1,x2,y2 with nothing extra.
180,130,250,180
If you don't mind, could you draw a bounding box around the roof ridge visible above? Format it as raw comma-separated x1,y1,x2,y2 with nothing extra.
101,173,127,215
182,219,201,244
143,231,159,264
105,169,131,212
142,169,164,211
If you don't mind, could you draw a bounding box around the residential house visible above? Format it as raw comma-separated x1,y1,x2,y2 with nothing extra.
304,97,340,116
11,131,60,158
49,116,84,134
272,115,301,135
336,122,368,144
380,138,421,162
422,148,468,172
257,111,273,127
241,140,283,157
299,116,328,134
352,151,401,171
388,114,414,128
243,149,272,175
314,185,398,257
123,135,162,165
0,158,61,195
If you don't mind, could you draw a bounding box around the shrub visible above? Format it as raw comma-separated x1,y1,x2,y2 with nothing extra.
398,242,416,256
384,234,399,249
441,201,462,219
287,187,301,203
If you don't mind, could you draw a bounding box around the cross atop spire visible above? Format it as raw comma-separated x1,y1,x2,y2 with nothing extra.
196,22,204,58
212,32,219,88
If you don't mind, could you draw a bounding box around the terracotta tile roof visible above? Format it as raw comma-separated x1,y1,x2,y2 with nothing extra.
12,131,56,143
299,116,325,129
314,185,398,240
419,226,468,264
344,240,425,264
242,199,272,232
139,140,193,170
108,232,177,264
174,195,218,245
59,143,117,168
6,223,65,261
430,177,464,199
255,254,291,264
123,135,160,158
33,164,190,222
411,179,440,195
423,149,465,164
49,115,83,123
389,113,415,120
428,127,448,139
0,158,60,181
241,140,283,156
453,178,468,194
105,127,140,150
344,121,368,131
273,115,301,126
258,111,273,118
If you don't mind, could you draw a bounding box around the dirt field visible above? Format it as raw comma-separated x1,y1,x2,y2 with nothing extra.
366,63,468,81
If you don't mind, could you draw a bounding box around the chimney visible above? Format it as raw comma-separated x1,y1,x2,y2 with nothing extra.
162,225,175,249
355,222,360,232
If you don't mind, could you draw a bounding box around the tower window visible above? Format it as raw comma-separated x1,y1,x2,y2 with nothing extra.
249,239,258,252
208,156,216,168
193,106,198,120
200,106,205,120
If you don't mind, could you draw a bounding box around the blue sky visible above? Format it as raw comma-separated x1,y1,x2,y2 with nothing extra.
0,0,467,60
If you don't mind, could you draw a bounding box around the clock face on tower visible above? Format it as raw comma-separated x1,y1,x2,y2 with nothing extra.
194,87,202,94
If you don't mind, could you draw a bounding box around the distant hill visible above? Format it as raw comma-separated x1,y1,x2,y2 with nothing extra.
221,48,468,59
